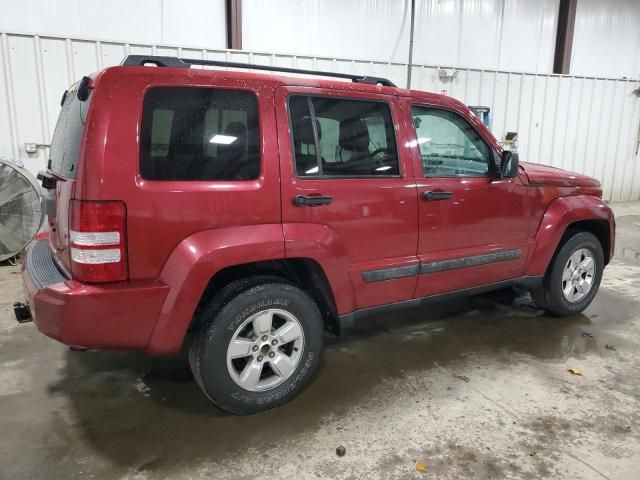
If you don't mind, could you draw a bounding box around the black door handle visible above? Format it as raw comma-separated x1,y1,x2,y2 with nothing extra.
423,191,453,201
294,195,333,207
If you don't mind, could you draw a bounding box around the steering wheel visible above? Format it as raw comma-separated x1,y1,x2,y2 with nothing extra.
370,147,393,159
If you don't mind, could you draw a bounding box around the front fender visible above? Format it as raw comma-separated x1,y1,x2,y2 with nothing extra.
146,224,285,354
525,195,615,277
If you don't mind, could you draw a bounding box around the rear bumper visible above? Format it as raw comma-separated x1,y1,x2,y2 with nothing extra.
22,240,170,350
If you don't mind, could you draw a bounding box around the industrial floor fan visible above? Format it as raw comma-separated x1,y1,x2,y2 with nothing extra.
0,158,43,263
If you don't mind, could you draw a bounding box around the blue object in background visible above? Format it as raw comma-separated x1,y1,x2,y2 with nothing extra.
468,106,491,129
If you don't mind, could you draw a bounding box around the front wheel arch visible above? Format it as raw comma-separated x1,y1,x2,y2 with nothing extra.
556,219,611,266
531,231,604,316
526,196,614,277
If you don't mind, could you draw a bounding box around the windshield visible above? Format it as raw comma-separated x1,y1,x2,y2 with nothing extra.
49,89,92,179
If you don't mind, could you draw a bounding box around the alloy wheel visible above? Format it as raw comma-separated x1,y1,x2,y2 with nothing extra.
561,248,596,303
226,309,305,392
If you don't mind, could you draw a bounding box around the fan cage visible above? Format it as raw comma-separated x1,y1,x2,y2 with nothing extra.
0,159,44,262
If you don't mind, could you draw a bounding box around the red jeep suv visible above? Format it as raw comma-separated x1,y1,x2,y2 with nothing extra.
16,55,615,414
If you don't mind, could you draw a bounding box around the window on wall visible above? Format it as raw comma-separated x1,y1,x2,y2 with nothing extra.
288,96,400,177
410,106,491,177
140,87,259,180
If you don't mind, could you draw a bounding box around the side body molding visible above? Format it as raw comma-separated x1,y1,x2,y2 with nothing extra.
146,224,285,354
525,195,615,277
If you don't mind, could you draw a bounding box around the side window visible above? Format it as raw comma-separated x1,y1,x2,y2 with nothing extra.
140,87,259,180
411,106,491,177
289,95,400,177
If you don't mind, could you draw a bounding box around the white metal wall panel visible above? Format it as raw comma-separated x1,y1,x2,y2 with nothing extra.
411,0,463,67
571,0,640,79
243,0,559,74
623,93,640,201
6,35,45,168
3,0,638,80
498,0,559,73
0,0,227,50
455,0,504,70
410,63,640,202
242,0,411,63
0,35,17,160
0,32,639,202
161,0,227,49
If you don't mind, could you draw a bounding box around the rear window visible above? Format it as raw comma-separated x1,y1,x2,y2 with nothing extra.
140,87,260,181
49,89,91,179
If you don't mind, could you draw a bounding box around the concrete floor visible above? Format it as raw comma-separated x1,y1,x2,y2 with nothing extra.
1,203,639,480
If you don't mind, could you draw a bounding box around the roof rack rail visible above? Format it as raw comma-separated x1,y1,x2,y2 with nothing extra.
120,55,397,87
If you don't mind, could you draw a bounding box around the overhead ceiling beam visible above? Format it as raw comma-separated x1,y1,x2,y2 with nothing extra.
553,0,577,74
226,0,242,50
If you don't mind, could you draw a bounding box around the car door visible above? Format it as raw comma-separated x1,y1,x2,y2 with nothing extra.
275,86,419,312
402,97,534,298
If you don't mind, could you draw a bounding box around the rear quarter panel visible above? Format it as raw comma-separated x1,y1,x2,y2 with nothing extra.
78,66,282,281
147,224,285,354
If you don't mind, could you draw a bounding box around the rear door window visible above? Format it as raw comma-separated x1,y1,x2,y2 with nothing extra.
49,90,92,179
140,87,260,181
288,96,399,177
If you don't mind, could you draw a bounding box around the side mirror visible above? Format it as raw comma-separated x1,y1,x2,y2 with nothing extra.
499,150,519,178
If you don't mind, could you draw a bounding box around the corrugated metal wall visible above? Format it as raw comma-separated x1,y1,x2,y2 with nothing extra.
4,0,639,80
410,67,640,202
1,32,639,202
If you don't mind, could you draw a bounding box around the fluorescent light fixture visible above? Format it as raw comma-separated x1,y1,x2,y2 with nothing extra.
375,166,392,172
209,134,237,145
305,166,319,174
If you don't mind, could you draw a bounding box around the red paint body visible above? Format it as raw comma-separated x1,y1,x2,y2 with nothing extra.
22,65,615,354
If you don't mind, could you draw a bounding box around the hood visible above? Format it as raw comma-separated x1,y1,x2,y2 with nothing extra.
520,162,601,188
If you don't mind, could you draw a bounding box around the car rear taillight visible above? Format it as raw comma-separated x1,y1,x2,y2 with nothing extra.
69,200,128,283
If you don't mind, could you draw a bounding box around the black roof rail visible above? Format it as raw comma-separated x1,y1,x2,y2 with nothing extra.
120,55,397,87
120,55,189,68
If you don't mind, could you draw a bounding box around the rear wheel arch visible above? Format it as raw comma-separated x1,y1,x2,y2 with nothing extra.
192,258,340,335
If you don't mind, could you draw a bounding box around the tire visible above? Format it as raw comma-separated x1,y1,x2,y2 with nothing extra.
188,280,324,415
533,231,604,316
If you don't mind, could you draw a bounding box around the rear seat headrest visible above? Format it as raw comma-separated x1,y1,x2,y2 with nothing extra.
339,118,369,152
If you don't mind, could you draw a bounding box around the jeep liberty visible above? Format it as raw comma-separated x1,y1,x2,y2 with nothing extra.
15,56,615,414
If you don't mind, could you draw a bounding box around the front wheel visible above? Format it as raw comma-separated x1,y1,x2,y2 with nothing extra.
532,231,604,316
189,281,324,415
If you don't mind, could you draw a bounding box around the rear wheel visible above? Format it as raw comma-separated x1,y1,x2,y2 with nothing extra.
189,280,323,415
532,231,604,316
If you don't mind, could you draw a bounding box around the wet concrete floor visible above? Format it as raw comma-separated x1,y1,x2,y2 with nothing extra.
1,202,639,479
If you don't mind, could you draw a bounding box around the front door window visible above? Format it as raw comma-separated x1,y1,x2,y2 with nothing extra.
411,106,491,178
